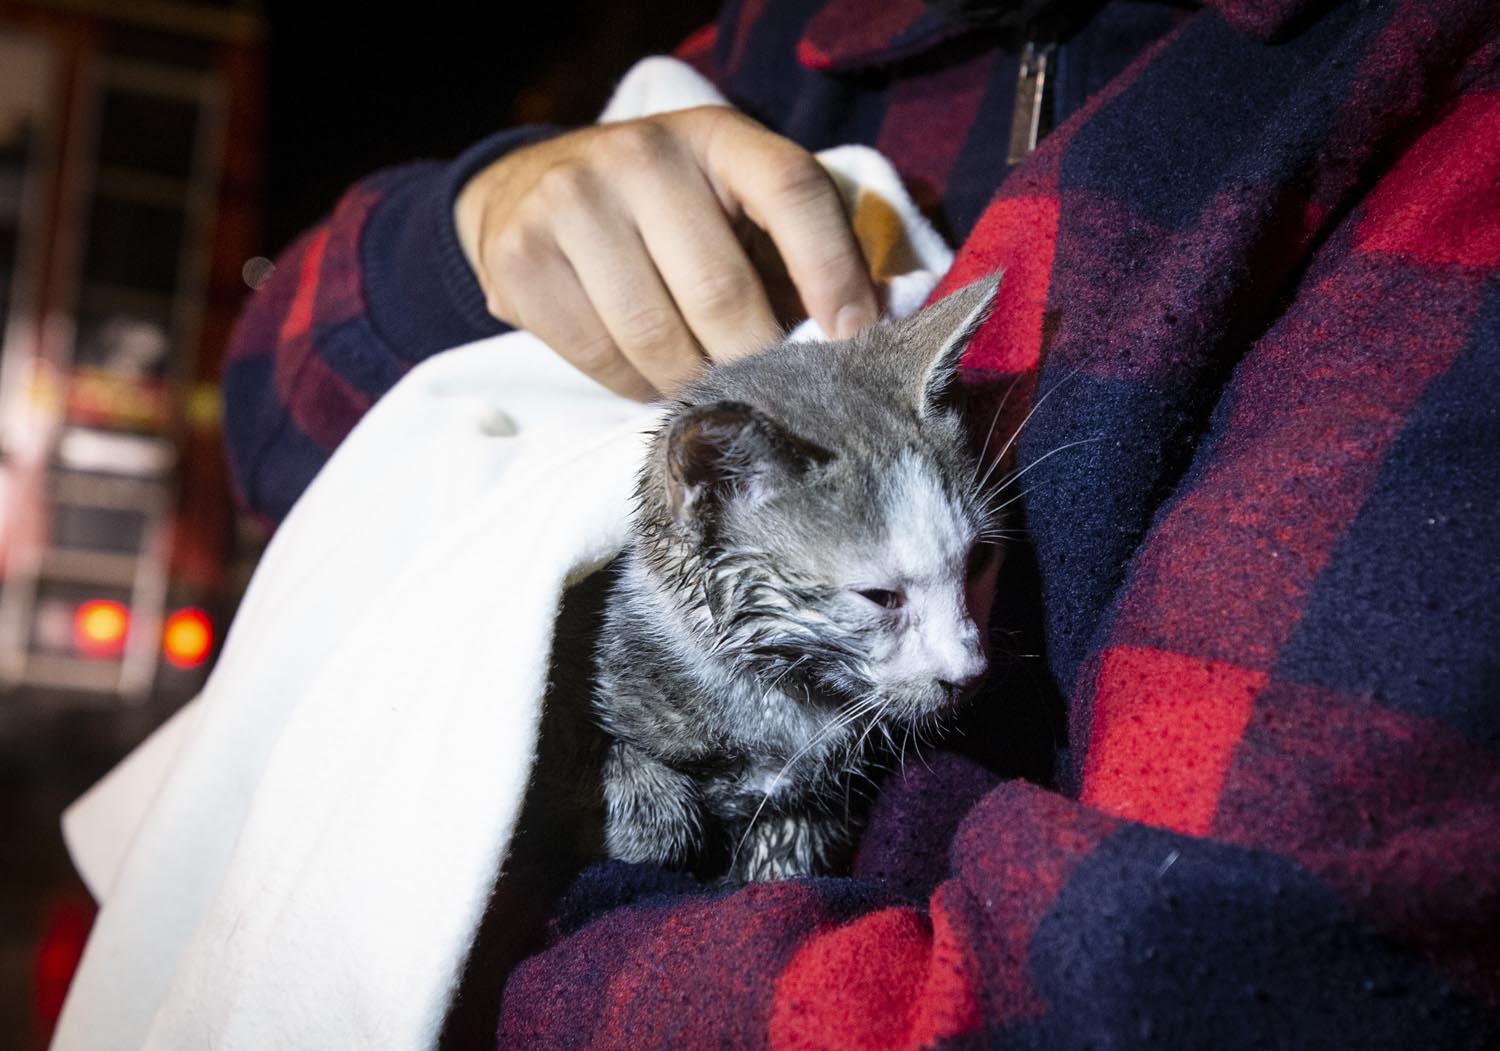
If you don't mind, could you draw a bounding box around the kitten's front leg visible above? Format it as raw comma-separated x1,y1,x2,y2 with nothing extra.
727,807,848,883
602,740,703,868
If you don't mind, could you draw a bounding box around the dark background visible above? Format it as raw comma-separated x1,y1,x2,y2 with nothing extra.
261,0,720,253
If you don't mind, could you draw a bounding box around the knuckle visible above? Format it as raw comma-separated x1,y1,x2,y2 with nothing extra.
762,150,829,205
686,267,749,320
569,332,623,377
682,103,745,139
615,303,681,349
600,119,673,167
805,240,861,286
536,165,592,210
488,224,537,271
692,105,762,160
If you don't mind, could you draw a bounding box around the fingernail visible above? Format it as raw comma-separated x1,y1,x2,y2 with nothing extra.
835,302,876,338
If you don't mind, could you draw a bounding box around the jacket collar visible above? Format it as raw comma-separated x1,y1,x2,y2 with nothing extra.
797,0,970,72
795,0,1328,73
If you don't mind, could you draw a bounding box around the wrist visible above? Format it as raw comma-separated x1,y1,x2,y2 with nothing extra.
446,124,563,284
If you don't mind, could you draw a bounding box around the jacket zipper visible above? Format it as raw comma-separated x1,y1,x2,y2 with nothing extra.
1008,40,1056,165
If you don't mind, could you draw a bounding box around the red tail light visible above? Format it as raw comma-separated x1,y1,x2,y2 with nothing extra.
35,894,94,1040
73,600,129,658
162,607,213,668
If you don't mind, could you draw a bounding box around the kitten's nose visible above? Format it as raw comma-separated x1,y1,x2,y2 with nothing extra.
924,611,987,699
939,661,988,701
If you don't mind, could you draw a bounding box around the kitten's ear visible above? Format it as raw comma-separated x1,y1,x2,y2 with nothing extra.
665,401,829,520
897,273,1001,416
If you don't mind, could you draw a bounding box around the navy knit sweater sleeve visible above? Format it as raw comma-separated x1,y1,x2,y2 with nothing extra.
221,125,555,525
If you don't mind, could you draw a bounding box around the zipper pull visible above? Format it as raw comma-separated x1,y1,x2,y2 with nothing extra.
1007,40,1055,165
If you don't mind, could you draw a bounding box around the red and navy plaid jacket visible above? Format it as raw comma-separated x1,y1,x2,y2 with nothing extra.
225,0,1500,1047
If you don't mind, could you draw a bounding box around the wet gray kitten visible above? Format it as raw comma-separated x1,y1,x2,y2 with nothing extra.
593,276,1005,884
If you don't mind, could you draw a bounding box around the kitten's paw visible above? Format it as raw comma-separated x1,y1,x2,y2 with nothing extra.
603,742,703,867
727,811,843,883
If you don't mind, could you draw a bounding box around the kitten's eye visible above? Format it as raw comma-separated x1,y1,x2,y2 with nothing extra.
856,588,905,611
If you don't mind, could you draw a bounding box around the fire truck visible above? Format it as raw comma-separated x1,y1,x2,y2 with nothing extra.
0,4,266,1042
0,0,263,707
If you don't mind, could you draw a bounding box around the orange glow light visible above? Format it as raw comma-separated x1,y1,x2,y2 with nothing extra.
162,608,212,669
74,600,129,657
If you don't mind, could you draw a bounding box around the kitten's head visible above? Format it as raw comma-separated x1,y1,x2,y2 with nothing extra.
636,275,1004,724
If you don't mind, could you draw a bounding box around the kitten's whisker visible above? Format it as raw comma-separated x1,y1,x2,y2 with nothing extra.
967,377,1019,489
983,484,1038,518
843,765,855,828
915,718,939,772
764,655,811,696
993,364,1082,463
918,746,936,774
981,436,1104,499
971,366,1083,499
847,697,895,776
974,437,1104,524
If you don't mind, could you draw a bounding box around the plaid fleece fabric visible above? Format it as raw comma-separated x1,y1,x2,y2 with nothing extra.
223,0,1500,1046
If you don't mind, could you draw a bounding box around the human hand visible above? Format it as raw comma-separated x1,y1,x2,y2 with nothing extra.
454,106,878,400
